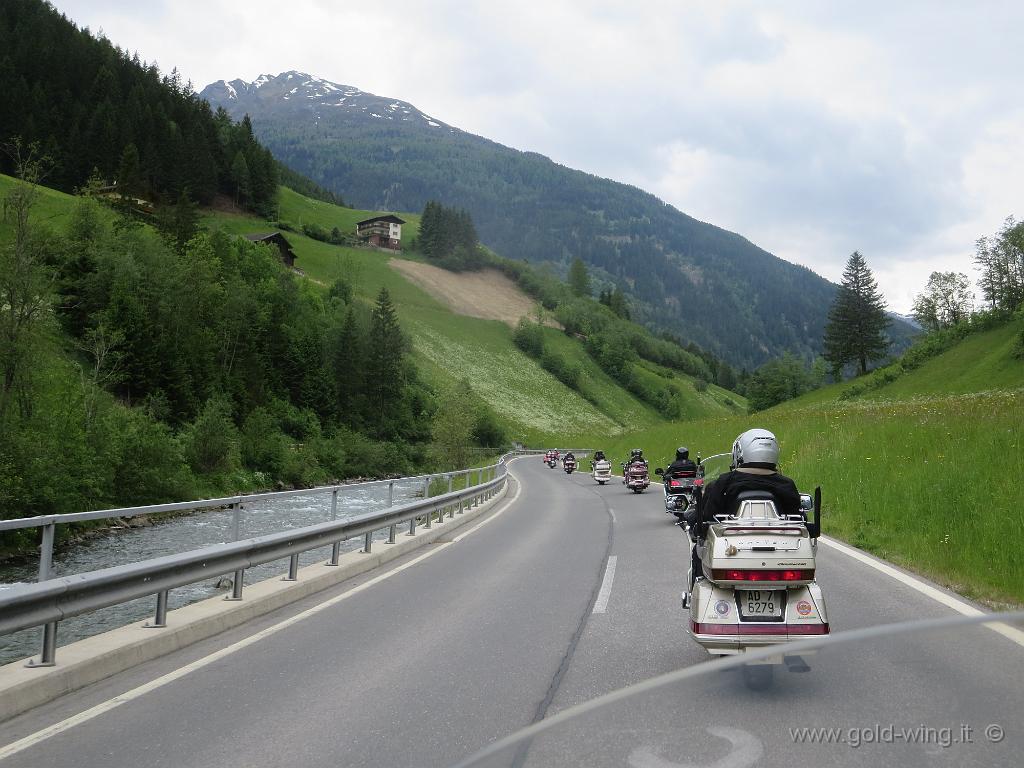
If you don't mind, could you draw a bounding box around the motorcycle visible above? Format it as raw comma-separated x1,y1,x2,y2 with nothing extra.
654,467,700,521
682,453,827,688
622,460,650,493
591,458,611,485
547,457,557,469
563,457,577,474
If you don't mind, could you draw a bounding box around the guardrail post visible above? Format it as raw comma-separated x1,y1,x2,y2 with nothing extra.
231,502,243,541
424,476,433,528
328,541,341,566
228,570,244,600
447,474,455,518
284,553,300,581
388,524,397,544
145,590,169,628
408,515,417,536
27,523,58,667
364,531,373,553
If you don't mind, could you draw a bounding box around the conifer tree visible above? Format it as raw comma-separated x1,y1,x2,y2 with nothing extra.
419,201,442,258
365,288,405,438
230,151,251,206
568,257,591,297
333,306,364,421
823,251,890,377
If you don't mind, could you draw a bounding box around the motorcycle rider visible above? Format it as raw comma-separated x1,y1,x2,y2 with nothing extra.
625,448,647,468
688,429,800,588
564,451,576,465
663,446,698,479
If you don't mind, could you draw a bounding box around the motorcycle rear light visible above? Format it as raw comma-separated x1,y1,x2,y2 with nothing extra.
691,621,830,636
669,480,683,487
711,569,813,582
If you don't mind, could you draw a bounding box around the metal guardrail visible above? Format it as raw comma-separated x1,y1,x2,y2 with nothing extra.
0,458,523,668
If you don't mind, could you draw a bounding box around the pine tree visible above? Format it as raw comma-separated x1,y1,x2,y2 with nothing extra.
116,143,143,199
823,252,890,377
365,288,405,438
230,150,251,206
333,306,364,421
568,257,591,297
155,188,200,254
419,200,442,258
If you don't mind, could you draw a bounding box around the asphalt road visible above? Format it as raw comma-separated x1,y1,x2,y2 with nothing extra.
0,457,1020,767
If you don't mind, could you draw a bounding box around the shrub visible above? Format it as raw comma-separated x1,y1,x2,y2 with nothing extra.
512,318,545,357
540,349,582,390
240,408,292,475
182,397,240,474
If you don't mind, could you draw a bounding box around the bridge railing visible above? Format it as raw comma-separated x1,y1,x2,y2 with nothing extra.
0,454,540,667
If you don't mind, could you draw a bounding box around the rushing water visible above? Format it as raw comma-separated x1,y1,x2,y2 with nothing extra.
0,477,440,666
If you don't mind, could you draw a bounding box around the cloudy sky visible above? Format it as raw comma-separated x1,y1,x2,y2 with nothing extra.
55,1,1023,311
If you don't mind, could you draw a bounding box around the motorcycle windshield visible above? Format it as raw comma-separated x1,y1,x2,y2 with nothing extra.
453,611,1024,768
699,452,733,484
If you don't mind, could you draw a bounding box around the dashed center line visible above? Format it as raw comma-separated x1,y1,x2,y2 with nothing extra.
592,555,618,614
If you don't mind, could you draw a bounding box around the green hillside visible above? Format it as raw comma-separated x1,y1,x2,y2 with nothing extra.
593,320,1024,606
204,185,745,442
1,171,707,445
275,186,422,242
864,320,1023,398
0,174,76,235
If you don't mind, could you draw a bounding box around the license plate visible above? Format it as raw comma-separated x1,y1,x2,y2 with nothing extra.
739,590,783,618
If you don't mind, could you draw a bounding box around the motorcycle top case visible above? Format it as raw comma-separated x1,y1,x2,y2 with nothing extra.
700,498,816,587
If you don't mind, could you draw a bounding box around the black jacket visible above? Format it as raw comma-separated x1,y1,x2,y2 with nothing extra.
700,468,800,526
664,459,698,477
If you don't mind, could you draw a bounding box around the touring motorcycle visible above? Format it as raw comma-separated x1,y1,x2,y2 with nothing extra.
591,458,611,485
682,453,827,687
622,460,650,493
654,466,700,521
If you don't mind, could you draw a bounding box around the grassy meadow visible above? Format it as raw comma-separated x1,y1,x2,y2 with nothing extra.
587,317,1024,606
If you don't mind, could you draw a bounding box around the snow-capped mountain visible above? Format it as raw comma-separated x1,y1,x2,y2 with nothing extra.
200,71,453,131
200,71,919,367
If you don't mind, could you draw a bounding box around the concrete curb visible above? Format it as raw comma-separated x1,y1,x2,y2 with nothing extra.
0,482,510,722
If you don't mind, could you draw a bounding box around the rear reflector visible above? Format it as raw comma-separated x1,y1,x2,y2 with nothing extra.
691,621,830,636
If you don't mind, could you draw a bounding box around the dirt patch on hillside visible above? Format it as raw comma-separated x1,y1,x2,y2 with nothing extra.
390,260,560,328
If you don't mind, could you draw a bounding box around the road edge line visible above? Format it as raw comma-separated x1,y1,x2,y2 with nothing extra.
819,535,1024,647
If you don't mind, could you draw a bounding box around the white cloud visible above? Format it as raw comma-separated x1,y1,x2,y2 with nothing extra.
51,0,1024,311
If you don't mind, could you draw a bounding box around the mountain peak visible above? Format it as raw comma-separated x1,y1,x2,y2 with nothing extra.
200,72,452,130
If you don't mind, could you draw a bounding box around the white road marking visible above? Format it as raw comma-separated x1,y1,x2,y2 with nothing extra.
451,476,521,542
820,535,1024,648
0,471,524,762
592,555,618,614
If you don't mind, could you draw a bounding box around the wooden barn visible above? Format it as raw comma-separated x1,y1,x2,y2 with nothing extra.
356,214,405,250
244,232,297,268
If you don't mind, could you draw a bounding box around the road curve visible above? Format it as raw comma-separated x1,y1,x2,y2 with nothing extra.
0,457,1020,767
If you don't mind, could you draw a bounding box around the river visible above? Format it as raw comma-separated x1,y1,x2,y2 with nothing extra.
0,477,437,665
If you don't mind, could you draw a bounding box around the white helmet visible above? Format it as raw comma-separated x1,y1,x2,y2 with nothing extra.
731,429,780,468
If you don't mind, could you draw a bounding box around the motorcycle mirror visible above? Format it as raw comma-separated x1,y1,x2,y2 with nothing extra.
806,486,822,538
654,468,664,475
